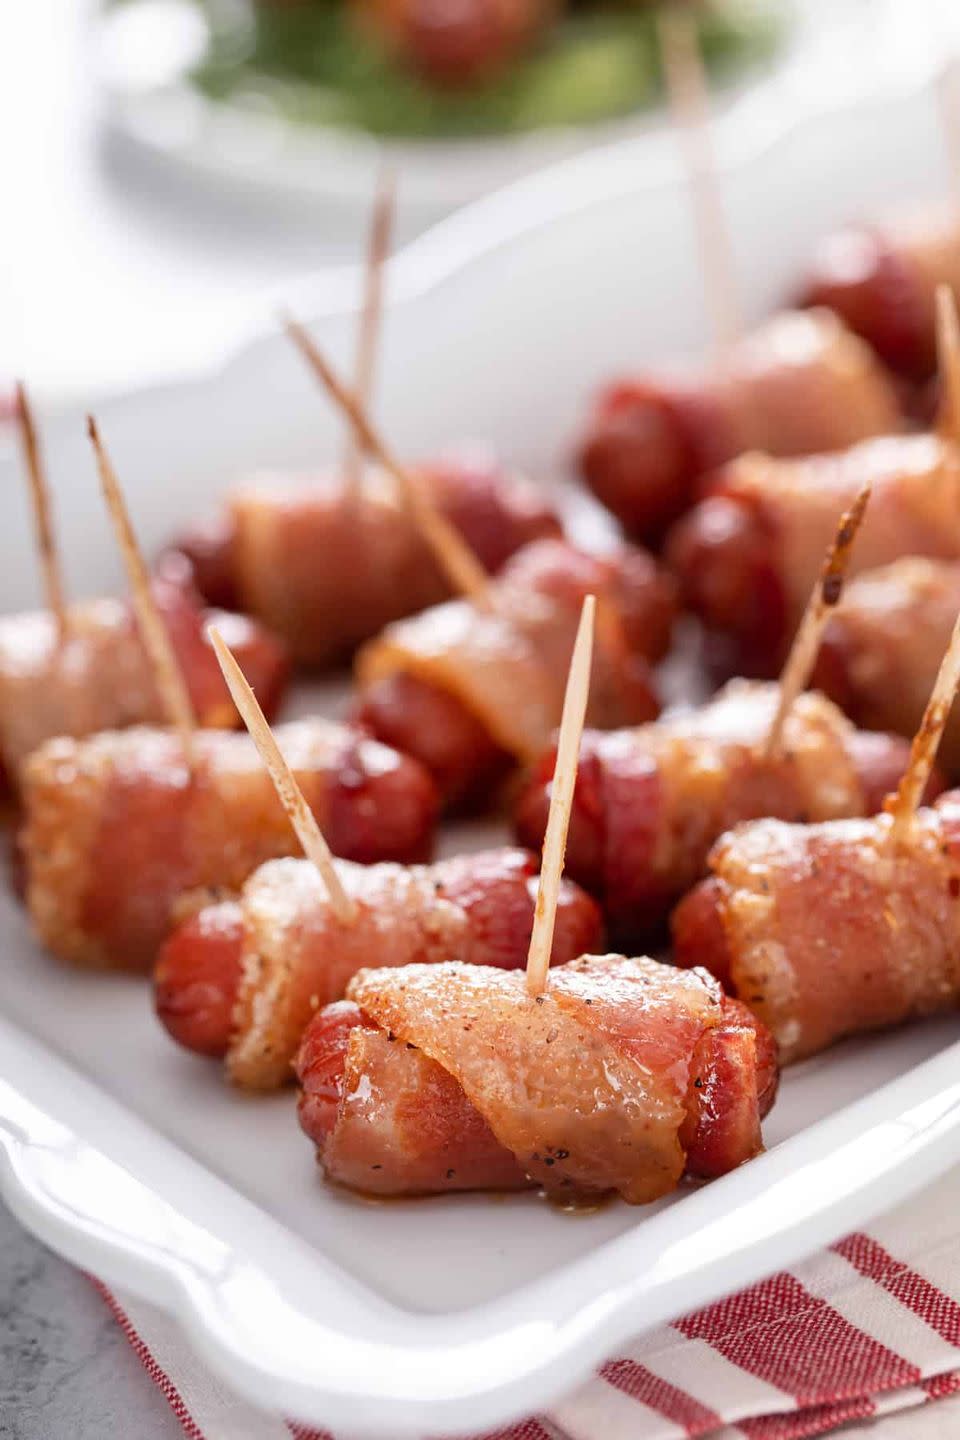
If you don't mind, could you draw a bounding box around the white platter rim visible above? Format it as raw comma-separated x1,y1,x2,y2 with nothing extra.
4,1015,960,1435
93,0,795,216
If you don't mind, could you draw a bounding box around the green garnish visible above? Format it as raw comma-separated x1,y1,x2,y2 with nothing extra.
183,1,785,141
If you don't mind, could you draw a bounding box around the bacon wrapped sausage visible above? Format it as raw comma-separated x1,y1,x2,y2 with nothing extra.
515,680,928,940
20,720,438,971
577,310,903,544
814,557,960,778
354,537,673,807
155,846,602,1090
294,953,779,1201
799,213,960,383
667,432,960,677
0,561,288,794
673,791,960,1063
172,458,562,665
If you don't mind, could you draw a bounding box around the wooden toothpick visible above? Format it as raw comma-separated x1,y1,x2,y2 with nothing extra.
208,627,359,924
936,284,960,444
343,168,396,496
657,4,741,357
885,605,960,840
15,381,68,637
764,481,872,758
525,595,595,997
282,312,491,608
87,416,196,765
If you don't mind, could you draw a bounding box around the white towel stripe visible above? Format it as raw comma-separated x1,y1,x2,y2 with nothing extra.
634,1332,794,1422
94,1166,960,1440
549,1374,685,1440
798,1250,960,1375
872,1383,934,1415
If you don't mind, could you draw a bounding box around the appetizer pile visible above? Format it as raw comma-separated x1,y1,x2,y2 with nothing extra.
11,31,960,1213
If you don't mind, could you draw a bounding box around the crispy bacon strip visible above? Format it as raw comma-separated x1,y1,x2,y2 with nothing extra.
672,792,960,1063
21,720,438,970
815,557,960,776
357,538,671,771
295,955,778,1202
668,431,960,676
578,309,903,543
173,459,562,664
156,848,603,1090
514,679,925,938
0,564,288,792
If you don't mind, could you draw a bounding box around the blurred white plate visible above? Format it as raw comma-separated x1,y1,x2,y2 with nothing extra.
5,22,960,1434
95,0,925,227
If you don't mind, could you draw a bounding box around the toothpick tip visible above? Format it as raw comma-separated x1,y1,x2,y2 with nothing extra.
209,624,358,924
887,601,960,835
91,417,196,755
17,378,68,631
286,322,490,607
765,482,872,757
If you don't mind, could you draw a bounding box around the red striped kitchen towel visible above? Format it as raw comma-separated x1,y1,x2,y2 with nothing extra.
91,1165,960,1440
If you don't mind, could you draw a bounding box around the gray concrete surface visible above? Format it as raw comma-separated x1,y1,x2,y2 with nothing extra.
0,1204,176,1440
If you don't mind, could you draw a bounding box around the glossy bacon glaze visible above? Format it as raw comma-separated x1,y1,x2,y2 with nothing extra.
351,671,509,811
172,458,561,666
0,565,288,791
799,214,960,382
21,721,438,971
668,433,960,676
515,680,920,939
155,848,603,1089
354,538,672,804
578,310,903,543
295,955,778,1202
672,792,960,1063
815,557,960,777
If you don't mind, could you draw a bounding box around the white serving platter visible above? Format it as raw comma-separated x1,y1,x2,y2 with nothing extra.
95,0,796,228
6,23,960,1434
92,0,953,228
